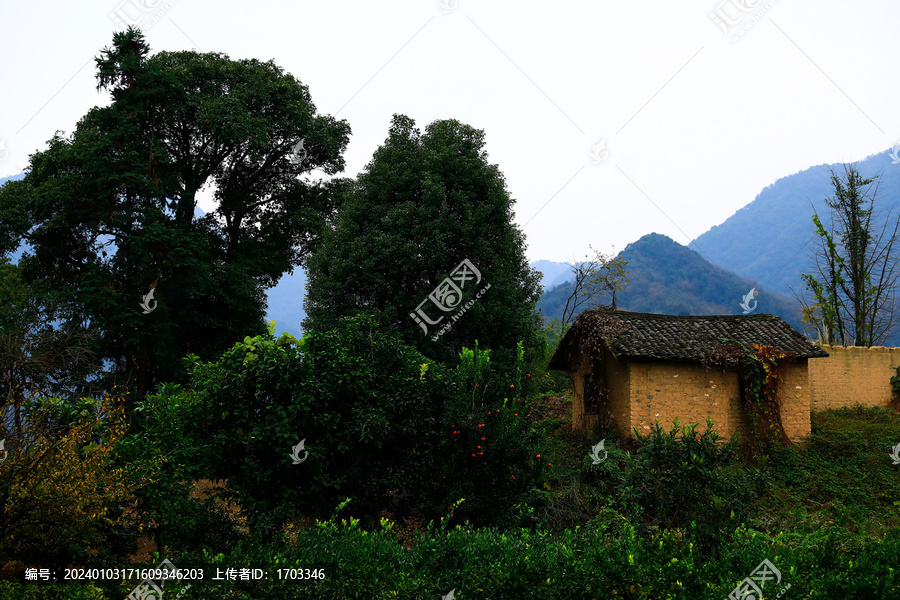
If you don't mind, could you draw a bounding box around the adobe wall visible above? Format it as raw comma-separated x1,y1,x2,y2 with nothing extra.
573,357,812,445
777,360,812,445
569,354,598,434
627,361,746,441
605,346,631,434
569,348,633,435
808,346,899,411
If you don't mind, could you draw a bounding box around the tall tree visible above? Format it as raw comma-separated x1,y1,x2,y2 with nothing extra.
798,164,900,346
303,114,542,364
0,28,351,400
0,257,101,449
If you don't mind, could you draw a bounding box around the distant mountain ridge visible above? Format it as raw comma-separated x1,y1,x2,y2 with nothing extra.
537,233,803,332
690,148,900,299
532,259,574,291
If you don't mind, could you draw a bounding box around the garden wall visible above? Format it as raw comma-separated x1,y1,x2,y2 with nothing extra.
808,345,899,411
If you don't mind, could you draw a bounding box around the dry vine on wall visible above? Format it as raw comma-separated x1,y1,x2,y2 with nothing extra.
704,340,794,457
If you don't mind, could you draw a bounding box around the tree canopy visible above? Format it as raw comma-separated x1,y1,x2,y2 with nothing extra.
0,28,351,399
303,114,542,364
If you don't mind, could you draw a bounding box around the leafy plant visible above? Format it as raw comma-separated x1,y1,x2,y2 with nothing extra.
0,389,152,568
588,419,757,554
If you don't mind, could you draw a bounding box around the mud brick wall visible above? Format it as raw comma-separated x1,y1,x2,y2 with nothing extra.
777,359,812,444
628,360,741,439
569,356,813,445
808,346,899,411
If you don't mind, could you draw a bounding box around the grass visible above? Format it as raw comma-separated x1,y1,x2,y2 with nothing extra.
525,394,900,540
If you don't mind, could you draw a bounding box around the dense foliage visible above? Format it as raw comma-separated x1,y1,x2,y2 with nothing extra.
0,390,150,570
131,316,546,538
303,114,543,366
0,28,350,400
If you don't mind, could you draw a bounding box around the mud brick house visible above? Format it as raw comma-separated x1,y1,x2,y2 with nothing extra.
548,310,830,444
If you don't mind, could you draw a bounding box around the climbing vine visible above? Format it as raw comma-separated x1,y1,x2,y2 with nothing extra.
704,339,794,456
890,366,900,410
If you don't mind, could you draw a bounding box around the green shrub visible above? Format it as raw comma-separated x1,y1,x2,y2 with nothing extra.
436,341,545,528
584,419,760,553
135,315,457,532
151,511,900,599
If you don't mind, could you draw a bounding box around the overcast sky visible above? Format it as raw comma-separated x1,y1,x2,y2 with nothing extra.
2,1,898,264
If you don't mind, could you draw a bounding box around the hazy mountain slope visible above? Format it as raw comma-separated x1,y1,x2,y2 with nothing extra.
531,259,574,291
690,149,900,297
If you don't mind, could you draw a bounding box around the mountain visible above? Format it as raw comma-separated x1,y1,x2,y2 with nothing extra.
689,148,900,299
538,233,804,332
0,173,25,186
532,259,574,291
266,268,307,337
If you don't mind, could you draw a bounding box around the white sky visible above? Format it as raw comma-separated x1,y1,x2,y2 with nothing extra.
2,0,898,264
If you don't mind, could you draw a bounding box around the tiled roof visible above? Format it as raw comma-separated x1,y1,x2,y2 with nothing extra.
549,310,828,370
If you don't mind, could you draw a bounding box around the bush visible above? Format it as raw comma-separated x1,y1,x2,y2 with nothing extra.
435,341,545,528
584,419,761,553
135,315,459,533
0,581,106,599
134,511,900,599
0,390,151,569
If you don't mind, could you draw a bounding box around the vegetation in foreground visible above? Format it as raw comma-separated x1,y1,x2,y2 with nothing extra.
2,339,897,598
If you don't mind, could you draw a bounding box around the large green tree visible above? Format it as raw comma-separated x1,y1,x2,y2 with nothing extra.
303,114,542,364
0,28,350,399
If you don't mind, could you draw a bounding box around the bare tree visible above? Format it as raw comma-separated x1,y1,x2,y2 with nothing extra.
796,164,900,346
561,245,630,324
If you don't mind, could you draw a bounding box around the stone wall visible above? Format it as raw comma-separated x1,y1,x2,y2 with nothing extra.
808,345,899,411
